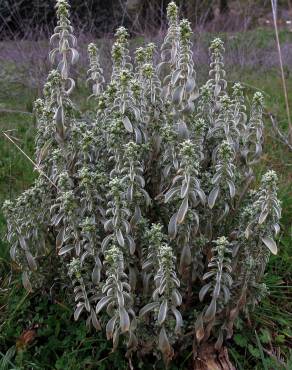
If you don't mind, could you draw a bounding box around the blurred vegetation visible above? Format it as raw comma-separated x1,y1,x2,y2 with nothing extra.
0,27,291,369
1,0,291,38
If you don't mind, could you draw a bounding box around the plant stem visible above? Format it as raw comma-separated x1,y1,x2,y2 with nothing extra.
271,0,292,144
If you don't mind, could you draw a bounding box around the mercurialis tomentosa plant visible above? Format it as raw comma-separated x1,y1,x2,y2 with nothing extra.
3,1,282,368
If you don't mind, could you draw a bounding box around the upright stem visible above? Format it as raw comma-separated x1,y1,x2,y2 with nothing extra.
271,0,292,143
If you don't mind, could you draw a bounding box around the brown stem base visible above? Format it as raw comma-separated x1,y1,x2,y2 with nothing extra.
193,344,235,370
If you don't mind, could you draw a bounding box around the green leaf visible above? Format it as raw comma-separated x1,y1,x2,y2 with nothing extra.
248,344,261,359
259,329,271,344
234,333,248,348
255,330,269,370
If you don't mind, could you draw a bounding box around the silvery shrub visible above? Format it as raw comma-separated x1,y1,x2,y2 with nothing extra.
3,0,281,364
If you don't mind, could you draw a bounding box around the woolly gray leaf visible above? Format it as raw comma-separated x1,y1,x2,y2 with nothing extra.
177,197,189,224
157,300,168,325
172,85,184,105
171,289,182,306
204,298,217,322
96,296,113,314
106,315,118,339
158,326,171,355
199,282,212,302
171,306,183,333
91,309,101,330
25,251,37,271
139,302,160,317
22,271,32,292
208,186,219,209
116,229,125,247
58,244,74,256
165,187,180,203
227,180,235,198
261,236,278,255
74,303,84,321
119,306,130,333
123,116,133,133
168,212,178,240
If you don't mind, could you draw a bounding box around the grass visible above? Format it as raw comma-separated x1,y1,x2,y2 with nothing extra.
0,28,291,369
